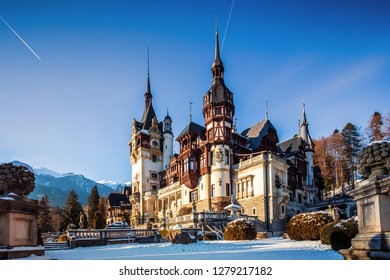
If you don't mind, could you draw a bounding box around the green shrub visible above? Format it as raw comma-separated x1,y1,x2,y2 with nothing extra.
286,212,334,241
224,219,257,241
320,217,358,250
320,221,338,245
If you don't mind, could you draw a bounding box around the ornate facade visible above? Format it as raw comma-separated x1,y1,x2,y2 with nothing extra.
128,26,323,233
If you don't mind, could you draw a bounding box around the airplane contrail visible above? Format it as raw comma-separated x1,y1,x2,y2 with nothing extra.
221,0,235,54
0,15,41,61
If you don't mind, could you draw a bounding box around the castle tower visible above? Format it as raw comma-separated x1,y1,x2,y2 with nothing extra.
129,62,163,226
163,111,174,169
202,24,235,208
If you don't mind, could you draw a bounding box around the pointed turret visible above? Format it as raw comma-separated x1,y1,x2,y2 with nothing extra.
203,23,234,145
299,102,314,150
212,24,224,79
144,50,152,108
140,52,157,130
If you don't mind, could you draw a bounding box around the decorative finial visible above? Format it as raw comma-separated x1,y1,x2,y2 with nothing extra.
265,96,269,120
234,117,238,133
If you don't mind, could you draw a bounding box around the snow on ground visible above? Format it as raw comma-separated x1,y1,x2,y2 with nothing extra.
43,237,343,260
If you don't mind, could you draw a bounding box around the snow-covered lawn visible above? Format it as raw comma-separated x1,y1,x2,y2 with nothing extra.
43,237,343,260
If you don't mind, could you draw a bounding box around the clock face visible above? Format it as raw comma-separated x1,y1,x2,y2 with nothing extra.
152,139,159,148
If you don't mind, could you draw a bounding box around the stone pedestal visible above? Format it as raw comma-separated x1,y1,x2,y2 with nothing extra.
0,162,44,259
0,194,44,259
340,176,390,260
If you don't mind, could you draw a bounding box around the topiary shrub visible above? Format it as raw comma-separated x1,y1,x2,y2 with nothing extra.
330,231,352,251
320,221,337,245
286,212,334,241
224,219,257,241
320,217,358,250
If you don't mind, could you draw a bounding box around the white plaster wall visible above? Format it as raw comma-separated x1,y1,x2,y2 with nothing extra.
210,144,231,197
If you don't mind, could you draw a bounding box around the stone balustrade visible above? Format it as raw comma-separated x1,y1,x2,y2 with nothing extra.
66,228,160,248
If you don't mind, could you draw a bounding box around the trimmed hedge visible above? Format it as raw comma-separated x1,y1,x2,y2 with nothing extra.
224,219,257,241
286,212,334,241
320,217,358,250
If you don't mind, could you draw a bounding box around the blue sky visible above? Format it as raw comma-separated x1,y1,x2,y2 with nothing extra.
0,0,389,183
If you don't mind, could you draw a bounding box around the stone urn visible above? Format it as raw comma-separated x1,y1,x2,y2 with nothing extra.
0,163,35,196
357,141,390,179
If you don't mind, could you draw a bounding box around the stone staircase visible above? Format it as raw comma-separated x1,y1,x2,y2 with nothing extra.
43,241,71,251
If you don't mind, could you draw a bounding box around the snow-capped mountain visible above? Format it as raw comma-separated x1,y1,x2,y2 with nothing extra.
33,167,63,178
26,165,129,207
97,180,131,192
1,161,130,207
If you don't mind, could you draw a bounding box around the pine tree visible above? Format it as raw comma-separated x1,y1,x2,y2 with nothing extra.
367,111,384,141
38,195,55,233
60,189,84,231
87,185,100,228
341,123,362,188
93,196,107,229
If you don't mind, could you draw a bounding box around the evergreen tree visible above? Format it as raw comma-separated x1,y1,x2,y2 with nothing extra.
60,189,84,231
93,196,107,229
38,195,55,233
87,185,100,228
367,111,384,141
341,123,362,188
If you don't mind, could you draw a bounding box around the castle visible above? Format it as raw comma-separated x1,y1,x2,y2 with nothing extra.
127,26,324,234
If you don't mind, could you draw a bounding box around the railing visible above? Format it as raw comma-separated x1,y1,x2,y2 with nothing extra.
239,154,265,168
165,211,229,227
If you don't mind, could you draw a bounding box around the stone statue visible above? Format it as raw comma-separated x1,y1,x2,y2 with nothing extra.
79,212,85,229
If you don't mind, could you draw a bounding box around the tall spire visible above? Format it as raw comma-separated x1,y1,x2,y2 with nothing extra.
299,101,314,150
212,20,224,79
144,47,152,107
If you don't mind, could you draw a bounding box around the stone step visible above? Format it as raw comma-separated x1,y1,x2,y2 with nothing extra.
43,241,71,251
